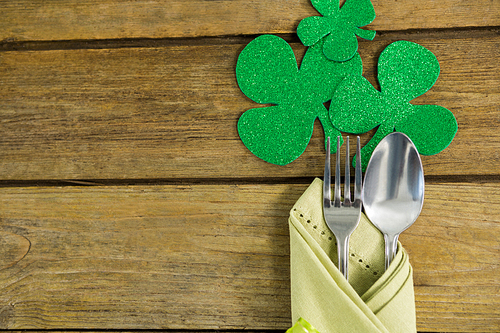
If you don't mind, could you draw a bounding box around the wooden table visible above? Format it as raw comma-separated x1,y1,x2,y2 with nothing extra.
0,1,499,331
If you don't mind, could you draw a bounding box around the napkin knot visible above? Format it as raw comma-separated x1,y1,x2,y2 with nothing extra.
289,178,417,333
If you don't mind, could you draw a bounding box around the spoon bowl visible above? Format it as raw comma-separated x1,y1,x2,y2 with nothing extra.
362,132,424,270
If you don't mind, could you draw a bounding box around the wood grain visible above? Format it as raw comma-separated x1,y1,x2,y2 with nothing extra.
1,36,499,180
1,0,499,42
1,1,498,333
402,182,500,332
0,182,498,331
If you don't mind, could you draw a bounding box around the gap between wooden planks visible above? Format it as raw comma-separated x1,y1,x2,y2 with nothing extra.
0,182,498,331
1,0,499,41
1,36,499,180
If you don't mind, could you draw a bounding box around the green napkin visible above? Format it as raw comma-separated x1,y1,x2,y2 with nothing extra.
289,178,416,333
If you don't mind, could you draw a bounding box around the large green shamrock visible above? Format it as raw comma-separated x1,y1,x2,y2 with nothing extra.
329,40,458,170
297,0,376,62
236,34,362,165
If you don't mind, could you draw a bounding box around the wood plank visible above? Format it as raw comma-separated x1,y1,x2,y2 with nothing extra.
0,183,297,329
0,182,498,330
1,36,499,180
402,182,500,332
1,0,499,42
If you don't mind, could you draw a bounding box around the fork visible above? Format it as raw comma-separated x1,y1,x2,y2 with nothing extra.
323,136,362,280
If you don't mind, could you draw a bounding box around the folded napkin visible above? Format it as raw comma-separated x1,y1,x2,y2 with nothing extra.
288,178,416,333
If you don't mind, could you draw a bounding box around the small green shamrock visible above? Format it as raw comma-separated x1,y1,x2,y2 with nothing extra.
236,34,363,165
329,40,458,170
297,0,376,62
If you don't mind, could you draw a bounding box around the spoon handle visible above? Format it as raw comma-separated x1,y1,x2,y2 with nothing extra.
384,234,399,270
337,235,350,280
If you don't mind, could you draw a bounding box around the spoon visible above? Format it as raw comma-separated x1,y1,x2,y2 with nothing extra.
362,132,424,270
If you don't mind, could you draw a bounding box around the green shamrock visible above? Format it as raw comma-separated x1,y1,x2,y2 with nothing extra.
329,40,458,170
297,0,376,62
236,34,362,165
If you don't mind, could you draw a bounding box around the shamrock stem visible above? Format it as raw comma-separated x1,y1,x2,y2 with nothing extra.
355,27,376,41
358,123,395,171
318,106,343,153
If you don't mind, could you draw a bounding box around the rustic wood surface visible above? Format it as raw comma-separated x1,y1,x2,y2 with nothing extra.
1,0,499,41
1,0,499,332
1,34,499,180
0,183,498,331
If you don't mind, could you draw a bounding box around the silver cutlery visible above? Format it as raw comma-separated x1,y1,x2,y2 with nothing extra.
362,132,425,270
323,136,362,280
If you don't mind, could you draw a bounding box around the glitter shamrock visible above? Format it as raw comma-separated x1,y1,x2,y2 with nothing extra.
329,40,458,170
236,34,362,165
297,0,376,62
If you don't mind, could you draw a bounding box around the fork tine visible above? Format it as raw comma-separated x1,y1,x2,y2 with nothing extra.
323,137,331,208
322,135,362,281
344,136,351,204
334,136,341,207
354,136,362,203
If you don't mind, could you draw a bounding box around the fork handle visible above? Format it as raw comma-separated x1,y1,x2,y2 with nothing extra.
337,235,350,280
